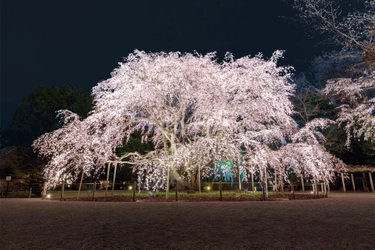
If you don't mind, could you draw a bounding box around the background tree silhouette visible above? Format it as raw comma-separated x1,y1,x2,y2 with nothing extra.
3,85,92,147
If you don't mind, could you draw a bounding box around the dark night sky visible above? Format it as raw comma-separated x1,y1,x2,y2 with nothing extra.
1,0,327,129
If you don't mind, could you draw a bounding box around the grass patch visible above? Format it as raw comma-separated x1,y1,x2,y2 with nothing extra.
28,189,286,201
115,190,274,198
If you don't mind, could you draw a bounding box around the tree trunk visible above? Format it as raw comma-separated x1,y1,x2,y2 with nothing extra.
191,171,196,191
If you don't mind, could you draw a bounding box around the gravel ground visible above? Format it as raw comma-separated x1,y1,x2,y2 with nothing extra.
1,192,374,250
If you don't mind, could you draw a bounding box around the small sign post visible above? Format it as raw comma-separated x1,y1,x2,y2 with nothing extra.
5,176,11,197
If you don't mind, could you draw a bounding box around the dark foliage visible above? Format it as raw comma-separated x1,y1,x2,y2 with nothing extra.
2,85,92,147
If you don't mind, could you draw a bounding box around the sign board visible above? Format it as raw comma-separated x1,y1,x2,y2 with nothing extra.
6,176,12,181
101,181,110,188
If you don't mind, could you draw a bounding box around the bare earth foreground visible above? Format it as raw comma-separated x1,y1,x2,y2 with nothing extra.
1,192,374,250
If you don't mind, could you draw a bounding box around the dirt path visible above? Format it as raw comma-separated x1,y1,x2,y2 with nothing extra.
1,192,374,249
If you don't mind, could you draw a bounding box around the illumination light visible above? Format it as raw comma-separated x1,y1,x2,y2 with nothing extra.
128,186,132,190
46,194,51,199
206,186,211,191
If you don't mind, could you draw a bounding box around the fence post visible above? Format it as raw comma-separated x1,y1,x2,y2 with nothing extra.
368,172,374,193
112,163,117,197
350,173,356,192
323,182,328,197
264,169,268,198
219,181,222,201
132,181,136,202
262,180,266,201
314,178,319,199
198,165,201,194
251,172,255,192
291,182,295,200
341,173,346,192
105,163,110,200
92,182,96,201
41,183,47,200
77,171,84,199
6,179,9,197
301,175,305,192
60,181,65,201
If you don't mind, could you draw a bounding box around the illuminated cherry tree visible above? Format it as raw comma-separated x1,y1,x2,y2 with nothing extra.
323,73,375,150
33,50,348,191
86,50,299,191
288,0,375,167
32,110,124,187
279,118,346,187
288,0,375,58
